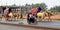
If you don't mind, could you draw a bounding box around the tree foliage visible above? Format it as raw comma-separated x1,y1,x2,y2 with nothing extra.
31,3,47,10
50,6,60,12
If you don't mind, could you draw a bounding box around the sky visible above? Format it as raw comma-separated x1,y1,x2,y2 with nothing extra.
0,0,60,9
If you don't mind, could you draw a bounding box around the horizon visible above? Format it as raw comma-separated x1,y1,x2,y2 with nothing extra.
0,0,60,9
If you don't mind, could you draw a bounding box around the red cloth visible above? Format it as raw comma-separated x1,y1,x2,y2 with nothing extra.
4,9,9,17
30,8,37,13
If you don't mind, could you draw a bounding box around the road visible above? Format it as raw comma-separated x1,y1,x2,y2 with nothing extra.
0,19,60,30
0,24,34,30
0,24,48,30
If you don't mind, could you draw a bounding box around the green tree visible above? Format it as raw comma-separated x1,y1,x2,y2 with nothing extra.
31,3,47,10
40,3,47,10
50,6,60,12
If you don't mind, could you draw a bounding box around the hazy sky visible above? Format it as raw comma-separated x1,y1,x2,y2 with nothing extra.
0,0,60,9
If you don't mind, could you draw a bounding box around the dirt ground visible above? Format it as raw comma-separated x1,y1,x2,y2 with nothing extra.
45,14,60,20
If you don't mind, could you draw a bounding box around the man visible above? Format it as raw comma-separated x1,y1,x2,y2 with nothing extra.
4,7,9,20
27,13,37,24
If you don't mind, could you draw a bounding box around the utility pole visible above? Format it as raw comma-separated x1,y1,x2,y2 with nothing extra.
20,7,22,19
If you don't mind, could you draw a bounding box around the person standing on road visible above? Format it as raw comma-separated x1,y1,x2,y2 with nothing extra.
4,7,9,20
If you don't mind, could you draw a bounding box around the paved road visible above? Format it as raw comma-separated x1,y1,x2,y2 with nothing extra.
0,24,47,30
0,19,60,28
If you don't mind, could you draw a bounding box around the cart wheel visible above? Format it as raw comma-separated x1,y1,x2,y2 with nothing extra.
27,20,31,24
34,20,38,24
28,21,31,24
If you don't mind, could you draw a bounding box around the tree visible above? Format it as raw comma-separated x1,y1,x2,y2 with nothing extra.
40,3,47,10
31,3,47,10
50,6,60,12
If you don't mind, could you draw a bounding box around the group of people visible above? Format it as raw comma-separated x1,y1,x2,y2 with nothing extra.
27,10,45,24
3,7,15,20
27,7,45,24
27,6,53,24
3,6,53,23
